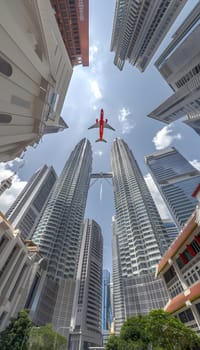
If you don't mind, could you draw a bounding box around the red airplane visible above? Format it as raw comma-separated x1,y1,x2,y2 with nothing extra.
88,108,115,142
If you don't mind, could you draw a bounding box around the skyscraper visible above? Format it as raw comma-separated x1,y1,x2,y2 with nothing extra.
148,2,200,130
110,0,186,72
145,147,200,230
102,269,112,345
70,219,103,350
111,138,168,333
32,139,92,336
6,165,57,240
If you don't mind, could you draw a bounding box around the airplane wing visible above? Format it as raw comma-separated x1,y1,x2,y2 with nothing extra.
88,122,100,130
104,122,115,131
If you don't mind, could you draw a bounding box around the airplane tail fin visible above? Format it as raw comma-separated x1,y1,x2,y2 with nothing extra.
95,138,107,143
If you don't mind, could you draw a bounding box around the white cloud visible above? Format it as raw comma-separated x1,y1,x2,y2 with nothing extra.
90,80,102,99
118,107,135,134
89,45,98,63
190,159,200,171
0,162,27,214
144,173,171,219
153,125,182,150
94,150,103,157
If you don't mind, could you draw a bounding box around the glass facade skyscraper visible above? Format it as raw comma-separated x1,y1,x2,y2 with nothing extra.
102,269,112,345
102,270,112,331
31,138,92,336
145,147,200,230
111,138,168,333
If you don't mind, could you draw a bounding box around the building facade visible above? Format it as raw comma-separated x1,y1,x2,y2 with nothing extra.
145,147,200,230
162,218,179,243
102,269,112,345
32,139,92,339
110,0,186,72
6,165,57,240
148,2,200,131
0,212,44,332
50,0,89,66
70,219,103,350
0,0,72,162
156,185,200,334
111,138,169,333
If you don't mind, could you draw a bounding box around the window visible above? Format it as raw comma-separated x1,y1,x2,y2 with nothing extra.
0,56,12,77
163,266,176,283
0,114,12,123
195,302,200,316
178,309,194,323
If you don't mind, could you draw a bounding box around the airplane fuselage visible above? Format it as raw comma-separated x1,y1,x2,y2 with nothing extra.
88,108,115,143
99,109,104,140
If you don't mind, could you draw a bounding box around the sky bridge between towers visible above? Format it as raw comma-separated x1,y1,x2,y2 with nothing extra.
90,172,113,188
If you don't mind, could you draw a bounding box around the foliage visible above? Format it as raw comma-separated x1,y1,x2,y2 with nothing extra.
0,309,32,350
27,324,67,350
120,315,149,348
106,309,200,350
145,309,200,350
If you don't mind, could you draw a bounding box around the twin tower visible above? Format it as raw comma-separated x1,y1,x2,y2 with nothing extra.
27,138,169,342
7,138,170,349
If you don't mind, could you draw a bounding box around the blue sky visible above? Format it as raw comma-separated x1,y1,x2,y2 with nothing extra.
0,0,200,271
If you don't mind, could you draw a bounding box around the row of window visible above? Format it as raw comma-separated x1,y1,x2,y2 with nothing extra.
176,63,200,89
176,233,200,269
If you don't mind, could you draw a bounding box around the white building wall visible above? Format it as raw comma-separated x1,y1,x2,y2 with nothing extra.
0,0,73,162
0,213,39,331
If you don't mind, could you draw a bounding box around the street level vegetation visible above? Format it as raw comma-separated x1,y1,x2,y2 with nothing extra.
0,310,67,350
106,309,200,350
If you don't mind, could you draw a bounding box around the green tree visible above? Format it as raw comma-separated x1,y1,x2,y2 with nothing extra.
0,309,32,350
106,309,200,350
106,335,126,350
145,309,200,350
28,324,67,350
120,315,149,349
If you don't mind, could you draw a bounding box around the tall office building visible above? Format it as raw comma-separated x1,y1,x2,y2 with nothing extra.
145,147,200,230
102,269,112,345
0,0,72,162
148,2,200,132
110,0,186,72
32,139,92,337
111,138,169,333
6,165,57,240
70,219,103,350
